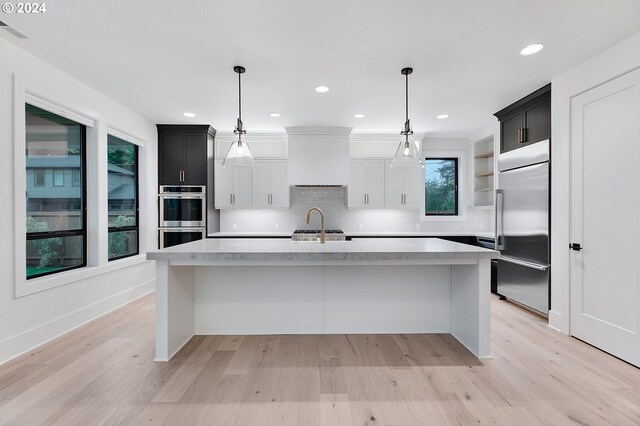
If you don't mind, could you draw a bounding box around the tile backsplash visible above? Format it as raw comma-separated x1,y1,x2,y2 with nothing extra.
219,186,492,233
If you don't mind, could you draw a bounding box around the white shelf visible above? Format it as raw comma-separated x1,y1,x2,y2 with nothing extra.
474,151,494,159
473,133,498,208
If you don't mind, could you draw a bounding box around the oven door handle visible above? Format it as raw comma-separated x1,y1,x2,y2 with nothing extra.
159,194,205,199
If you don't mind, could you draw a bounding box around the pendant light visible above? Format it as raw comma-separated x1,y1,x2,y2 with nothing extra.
391,67,424,168
222,66,255,168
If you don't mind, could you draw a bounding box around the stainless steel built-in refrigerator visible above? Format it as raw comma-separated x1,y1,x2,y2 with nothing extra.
496,140,550,314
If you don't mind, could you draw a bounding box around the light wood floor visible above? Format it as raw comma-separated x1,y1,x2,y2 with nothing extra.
1,295,639,425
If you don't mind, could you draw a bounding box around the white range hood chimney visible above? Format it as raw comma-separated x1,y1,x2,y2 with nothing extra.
287,127,351,186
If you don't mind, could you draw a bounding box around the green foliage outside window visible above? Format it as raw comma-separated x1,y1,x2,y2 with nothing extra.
425,159,458,215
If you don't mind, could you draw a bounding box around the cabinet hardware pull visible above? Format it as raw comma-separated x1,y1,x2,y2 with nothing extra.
404,194,406,204
230,194,233,204
521,128,527,143
517,129,521,143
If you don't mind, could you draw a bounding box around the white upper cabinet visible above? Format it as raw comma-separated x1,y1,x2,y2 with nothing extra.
251,159,290,208
402,165,422,208
384,160,421,208
215,160,252,208
348,160,385,208
216,159,289,209
251,160,271,207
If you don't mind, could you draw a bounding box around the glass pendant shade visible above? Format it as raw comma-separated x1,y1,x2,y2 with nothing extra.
222,133,254,169
391,134,423,168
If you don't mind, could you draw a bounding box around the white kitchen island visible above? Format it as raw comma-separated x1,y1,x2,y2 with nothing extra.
147,238,499,361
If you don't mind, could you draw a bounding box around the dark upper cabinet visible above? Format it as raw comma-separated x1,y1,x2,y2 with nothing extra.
157,125,215,185
494,84,551,153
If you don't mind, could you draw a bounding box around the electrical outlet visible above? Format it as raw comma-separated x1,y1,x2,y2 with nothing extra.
275,224,280,231
358,224,364,230
232,223,237,231
416,223,420,231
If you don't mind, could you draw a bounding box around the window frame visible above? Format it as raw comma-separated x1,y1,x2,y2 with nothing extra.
25,105,87,280
424,157,459,216
107,138,139,261
52,169,65,187
34,169,45,187
420,149,467,221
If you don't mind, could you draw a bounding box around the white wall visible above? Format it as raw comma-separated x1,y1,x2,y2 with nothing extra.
219,136,491,233
0,37,158,363
550,32,640,334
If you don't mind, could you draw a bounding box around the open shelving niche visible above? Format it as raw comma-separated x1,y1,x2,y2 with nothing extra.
473,132,498,208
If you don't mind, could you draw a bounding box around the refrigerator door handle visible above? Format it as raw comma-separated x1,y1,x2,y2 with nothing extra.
500,255,549,271
495,189,504,250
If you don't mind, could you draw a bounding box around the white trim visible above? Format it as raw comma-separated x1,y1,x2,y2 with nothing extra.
17,256,151,298
0,280,155,365
16,80,154,298
107,126,146,147
420,149,468,221
25,91,96,127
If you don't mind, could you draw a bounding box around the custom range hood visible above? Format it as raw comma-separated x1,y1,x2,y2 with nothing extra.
287,127,351,186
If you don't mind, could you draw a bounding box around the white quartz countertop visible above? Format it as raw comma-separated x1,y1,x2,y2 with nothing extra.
147,237,499,262
208,231,495,239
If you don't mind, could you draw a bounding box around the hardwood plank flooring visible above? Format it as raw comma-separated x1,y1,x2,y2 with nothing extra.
1,294,639,425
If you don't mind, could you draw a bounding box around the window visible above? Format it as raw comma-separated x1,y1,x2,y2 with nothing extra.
107,135,138,260
53,170,64,186
26,104,86,279
34,169,45,187
72,169,81,187
424,158,458,216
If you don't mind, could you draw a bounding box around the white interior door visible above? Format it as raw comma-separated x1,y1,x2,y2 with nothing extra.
570,67,640,366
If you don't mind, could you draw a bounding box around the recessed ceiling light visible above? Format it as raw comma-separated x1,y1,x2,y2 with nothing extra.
520,43,544,56
437,114,450,119
269,112,281,117
182,112,196,118
314,85,330,93
354,113,365,119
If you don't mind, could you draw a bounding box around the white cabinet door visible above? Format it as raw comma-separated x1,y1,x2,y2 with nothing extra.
384,160,404,208
232,168,252,207
403,165,423,208
251,160,271,208
366,160,386,207
569,68,640,367
215,160,233,208
269,160,290,208
348,160,367,208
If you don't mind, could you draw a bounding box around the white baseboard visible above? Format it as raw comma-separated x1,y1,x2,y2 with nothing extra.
548,310,569,335
0,280,155,365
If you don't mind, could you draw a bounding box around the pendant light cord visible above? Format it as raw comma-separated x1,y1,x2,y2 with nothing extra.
238,71,242,123
405,72,409,122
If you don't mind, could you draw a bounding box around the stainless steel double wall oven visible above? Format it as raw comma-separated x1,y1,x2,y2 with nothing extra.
158,185,206,248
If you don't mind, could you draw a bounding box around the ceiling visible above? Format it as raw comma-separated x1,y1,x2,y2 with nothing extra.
2,0,640,138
